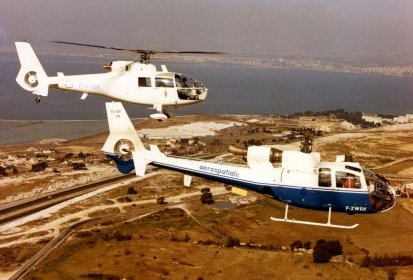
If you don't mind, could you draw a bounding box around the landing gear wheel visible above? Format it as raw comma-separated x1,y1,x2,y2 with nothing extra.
35,96,41,104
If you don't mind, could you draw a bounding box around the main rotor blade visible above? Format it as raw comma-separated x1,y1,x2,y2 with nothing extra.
50,40,147,53
50,41,225,55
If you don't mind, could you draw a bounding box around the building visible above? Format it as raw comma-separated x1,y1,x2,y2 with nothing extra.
340,121,356,130
362,114,382,125
394,114,413,124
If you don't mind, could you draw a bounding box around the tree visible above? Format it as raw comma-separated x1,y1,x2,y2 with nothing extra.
313,239,343,263
200,188,214,204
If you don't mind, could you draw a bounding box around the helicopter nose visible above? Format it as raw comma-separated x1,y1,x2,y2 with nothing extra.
369,182,397,213
198,88,208,100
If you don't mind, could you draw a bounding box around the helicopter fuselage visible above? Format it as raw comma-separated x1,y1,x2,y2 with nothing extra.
15,42,208,119
107,150,395,214
101,102,396,216
50,61,207,107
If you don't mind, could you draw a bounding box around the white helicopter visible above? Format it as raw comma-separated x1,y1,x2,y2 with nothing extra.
102,102,396,229
15,41,221,120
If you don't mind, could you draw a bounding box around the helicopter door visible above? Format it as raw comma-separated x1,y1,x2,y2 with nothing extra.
334,171,364,211
335,171,362,189
310,168,335,208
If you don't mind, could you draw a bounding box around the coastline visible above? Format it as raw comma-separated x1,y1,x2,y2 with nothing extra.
0,120,109,144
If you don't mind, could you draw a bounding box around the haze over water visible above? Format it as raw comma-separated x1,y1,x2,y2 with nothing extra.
0,54,412,120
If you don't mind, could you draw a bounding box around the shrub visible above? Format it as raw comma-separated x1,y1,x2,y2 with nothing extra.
183,233,191,242
199,240,216,245
313,239,343,263
63,152,74,160
304,241,312,250
72,162,87,170
225,236,240,248
361,254,413,267
290,240,303,250
157,196,167,205
79,273,120,280
75,231,93,238
200,188,214,204
103,230,132,242
0,166,7,176
127,187,138,194
114,196,131,203
201,188,210,193
31,162,48,172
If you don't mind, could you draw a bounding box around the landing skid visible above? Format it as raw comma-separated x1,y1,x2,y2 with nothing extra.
149,113,169,121
270,204,359,229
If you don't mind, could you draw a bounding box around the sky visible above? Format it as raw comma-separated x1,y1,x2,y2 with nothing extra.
0,0,412,60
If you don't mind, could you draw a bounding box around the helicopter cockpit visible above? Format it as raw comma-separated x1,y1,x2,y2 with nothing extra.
174,73,206,100
364,168,396,212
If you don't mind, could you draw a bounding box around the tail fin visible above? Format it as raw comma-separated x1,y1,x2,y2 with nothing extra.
15,42,49,96
102,102,153,176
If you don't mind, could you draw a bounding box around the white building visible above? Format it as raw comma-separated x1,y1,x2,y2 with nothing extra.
394,114,413,124
362,114,382,125
394,116,409,124
340,121,356,130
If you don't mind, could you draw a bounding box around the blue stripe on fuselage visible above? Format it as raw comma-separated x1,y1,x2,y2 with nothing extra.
106,154,374,213
106,154,134,174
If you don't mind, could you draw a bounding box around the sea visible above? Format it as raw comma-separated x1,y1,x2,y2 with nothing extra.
0,53,412,143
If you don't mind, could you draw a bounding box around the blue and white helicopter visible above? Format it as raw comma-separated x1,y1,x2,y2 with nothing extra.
102,102,396,229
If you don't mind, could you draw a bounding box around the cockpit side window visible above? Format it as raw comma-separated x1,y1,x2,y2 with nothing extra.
318,168,331,187
155,78,174,88
176,74,192,88
138,77,151,87
336,171,361,189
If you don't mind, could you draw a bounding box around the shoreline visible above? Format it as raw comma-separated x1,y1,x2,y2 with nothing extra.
1,49,412,78
0,120,109,145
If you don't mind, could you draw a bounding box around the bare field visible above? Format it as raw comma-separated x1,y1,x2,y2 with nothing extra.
24,202,413,280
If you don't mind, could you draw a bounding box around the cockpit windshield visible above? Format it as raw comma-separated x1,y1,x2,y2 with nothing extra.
364,168,395,212
175,73,206,100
